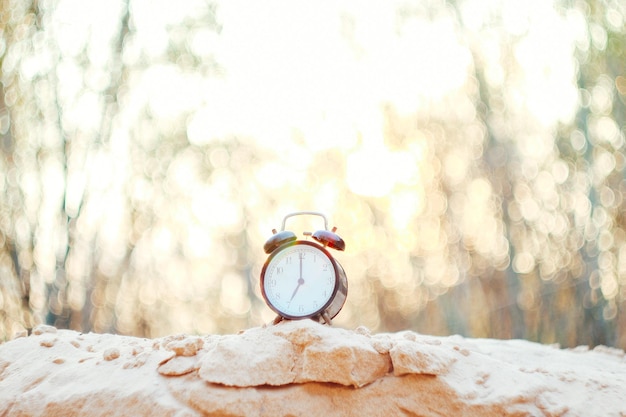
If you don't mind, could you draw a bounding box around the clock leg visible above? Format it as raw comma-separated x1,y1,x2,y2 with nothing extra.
321,311,332,326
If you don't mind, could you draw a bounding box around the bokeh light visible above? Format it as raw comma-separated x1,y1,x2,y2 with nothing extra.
1,0,625,348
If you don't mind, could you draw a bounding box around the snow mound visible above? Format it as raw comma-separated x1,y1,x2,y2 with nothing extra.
1,320,625,416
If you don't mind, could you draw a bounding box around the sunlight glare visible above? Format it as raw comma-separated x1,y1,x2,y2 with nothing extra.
389,190,424,231
347,147,419,198
513,5,579,126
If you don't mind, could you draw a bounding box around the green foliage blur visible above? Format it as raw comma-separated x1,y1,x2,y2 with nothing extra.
1,0,625,348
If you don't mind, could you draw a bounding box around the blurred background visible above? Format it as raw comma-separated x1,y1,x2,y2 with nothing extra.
1,0,625,348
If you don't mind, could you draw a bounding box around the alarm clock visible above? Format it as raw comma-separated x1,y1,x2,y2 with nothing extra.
260,211,348,325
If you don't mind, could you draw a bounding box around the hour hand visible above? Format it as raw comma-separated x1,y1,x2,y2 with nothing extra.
289,281,302,301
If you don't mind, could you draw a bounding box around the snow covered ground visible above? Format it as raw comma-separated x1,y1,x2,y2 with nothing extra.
1,320,625,416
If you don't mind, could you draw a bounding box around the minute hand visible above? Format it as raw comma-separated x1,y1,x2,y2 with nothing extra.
289,253,305,301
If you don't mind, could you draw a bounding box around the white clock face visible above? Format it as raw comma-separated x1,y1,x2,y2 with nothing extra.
262,242,337,318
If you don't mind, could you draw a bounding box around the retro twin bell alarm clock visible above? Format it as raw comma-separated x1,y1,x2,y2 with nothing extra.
260,211,348,325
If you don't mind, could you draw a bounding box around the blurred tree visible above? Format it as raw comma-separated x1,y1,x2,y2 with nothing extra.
0,0,131,336
416,0,626,347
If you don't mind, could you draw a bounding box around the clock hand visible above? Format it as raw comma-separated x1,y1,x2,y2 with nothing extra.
289,253,305,301
289,280,303,301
